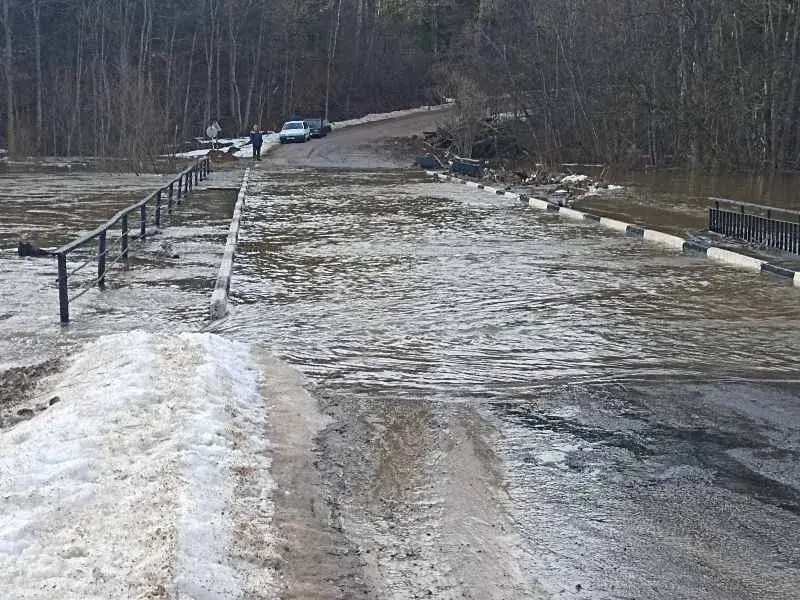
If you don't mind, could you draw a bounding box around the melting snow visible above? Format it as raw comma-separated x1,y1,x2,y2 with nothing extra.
0,331,274,599
560,174,590,184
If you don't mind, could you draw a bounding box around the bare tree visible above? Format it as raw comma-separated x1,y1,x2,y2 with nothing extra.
1,0,15,152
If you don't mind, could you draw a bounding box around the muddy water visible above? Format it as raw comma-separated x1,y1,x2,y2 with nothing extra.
0,167,237,369
215,167,800,598
2,162,800,598
573,168,800,242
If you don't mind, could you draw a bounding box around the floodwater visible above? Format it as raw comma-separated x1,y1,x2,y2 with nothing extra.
2,159,800,598
573,168,800,239
0,165,235,369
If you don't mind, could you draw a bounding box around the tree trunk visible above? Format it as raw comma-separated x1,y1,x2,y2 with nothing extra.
183,29,199,141
243,2,267,131
33,0,43,152
1,0,15,153
226,4,242,131
324,0,342,121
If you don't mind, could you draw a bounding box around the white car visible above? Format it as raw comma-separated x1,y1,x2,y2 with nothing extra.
279,120,311,143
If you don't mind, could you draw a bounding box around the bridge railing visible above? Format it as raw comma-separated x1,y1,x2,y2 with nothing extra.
54,156,212,324
708,197,800,255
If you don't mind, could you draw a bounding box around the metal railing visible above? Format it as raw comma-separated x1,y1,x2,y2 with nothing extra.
708,197,800,255
54,156,212,323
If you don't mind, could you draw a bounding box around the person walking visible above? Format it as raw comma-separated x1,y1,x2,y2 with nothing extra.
249,125,263,161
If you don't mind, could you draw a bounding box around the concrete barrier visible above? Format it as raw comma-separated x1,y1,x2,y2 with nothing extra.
599,217,630,233
642,229,687,250
706,247,763,272
528,197,550,211
210,168,250,320
558,207,588,221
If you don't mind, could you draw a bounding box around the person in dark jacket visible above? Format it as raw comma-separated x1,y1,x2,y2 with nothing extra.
249,125,263,161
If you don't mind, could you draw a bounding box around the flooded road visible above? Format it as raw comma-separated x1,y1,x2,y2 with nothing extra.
1,113,800,598
210,166,800,599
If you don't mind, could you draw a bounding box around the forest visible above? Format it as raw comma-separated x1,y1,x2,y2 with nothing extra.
1,0,799,171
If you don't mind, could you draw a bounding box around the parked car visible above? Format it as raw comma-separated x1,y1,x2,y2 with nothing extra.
279,120,311,143
303,118,327,138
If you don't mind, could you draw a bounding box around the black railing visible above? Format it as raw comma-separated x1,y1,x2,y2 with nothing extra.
708,197,800,255
54,156,212,323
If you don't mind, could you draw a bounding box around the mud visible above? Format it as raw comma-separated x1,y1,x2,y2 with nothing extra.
0,358,63,428
255,352,375,599
313,391,547,599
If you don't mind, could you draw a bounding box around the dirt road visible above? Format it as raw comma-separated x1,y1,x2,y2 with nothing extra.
266,109,452,169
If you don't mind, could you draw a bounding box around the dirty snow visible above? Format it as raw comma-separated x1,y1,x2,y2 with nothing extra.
560,174,590,184
174,134,280,159
0,331,274,599
329,102,452,129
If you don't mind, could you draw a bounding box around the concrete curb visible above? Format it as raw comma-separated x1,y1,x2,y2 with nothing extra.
210,168,250,320
426,171,800,287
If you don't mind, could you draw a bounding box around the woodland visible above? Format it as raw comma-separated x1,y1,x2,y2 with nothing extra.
1,0,799,171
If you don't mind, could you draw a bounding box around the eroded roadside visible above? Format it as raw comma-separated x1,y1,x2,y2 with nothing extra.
255,351,375,599
311,390,546,599
254,338,546,598
0,358,63,429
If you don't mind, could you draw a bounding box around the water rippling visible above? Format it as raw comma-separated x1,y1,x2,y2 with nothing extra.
218,170,800,401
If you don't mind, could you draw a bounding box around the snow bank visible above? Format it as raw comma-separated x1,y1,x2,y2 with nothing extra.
231,134,279,159
173,134,280,159
330,102,452,130
560,174,590,184
0,331,274,599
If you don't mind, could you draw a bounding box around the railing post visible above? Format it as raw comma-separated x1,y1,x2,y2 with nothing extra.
794,222,799,254
168,182,174,212
57,253,69,324
739,205,745,240
155,190,162,227
140,204,147,238
121,214,129,262
97,230,107,289
781,220,788,251
177,174,183,199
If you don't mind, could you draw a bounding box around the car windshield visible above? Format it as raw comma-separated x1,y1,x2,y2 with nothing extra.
282,122,303,130
307,119,322,127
